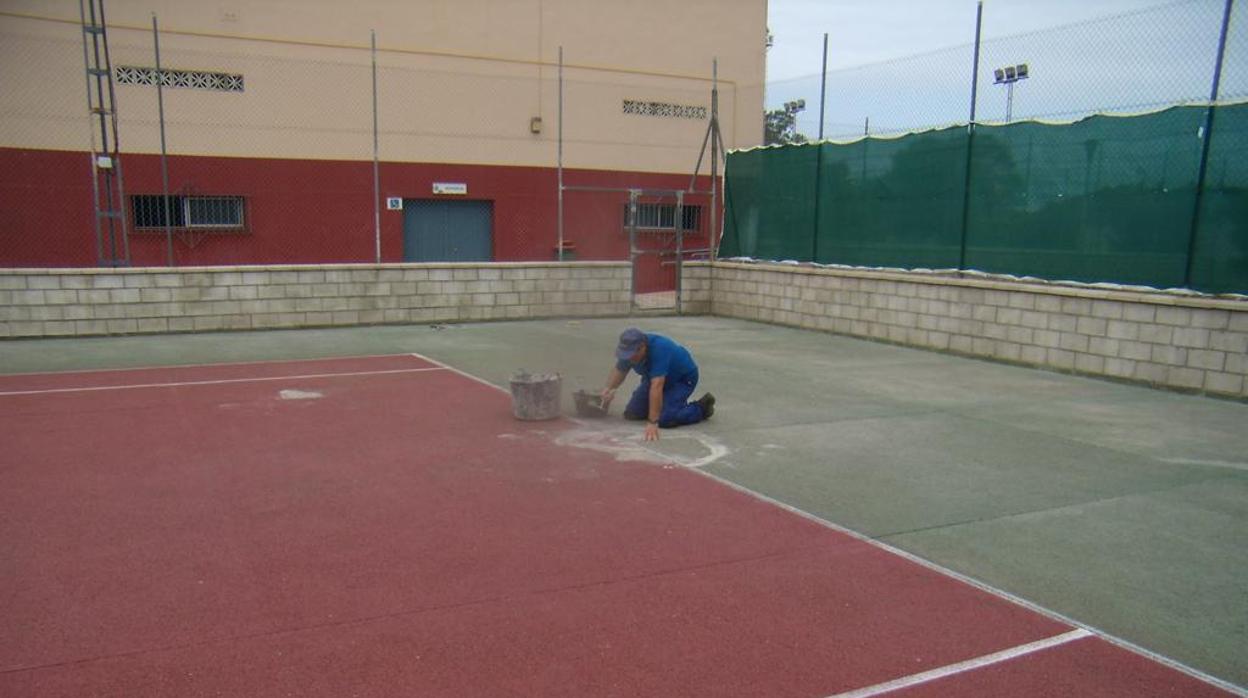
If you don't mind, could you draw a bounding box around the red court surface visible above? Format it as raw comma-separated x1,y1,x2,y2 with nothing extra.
0,355,1235,696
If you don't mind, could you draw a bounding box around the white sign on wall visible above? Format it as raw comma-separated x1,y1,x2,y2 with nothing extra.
386,197,403,210
432,182,468,195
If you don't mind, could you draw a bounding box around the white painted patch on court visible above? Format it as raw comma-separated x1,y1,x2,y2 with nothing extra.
555,423,729,469
279,389,323,400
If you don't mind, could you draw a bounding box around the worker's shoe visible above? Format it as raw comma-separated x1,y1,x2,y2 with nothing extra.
696,393,716,420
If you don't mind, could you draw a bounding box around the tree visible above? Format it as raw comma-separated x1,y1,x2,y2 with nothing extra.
764,100,808,146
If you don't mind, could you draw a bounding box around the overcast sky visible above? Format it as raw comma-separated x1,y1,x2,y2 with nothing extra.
763,0,1243,138
766,0,1191,80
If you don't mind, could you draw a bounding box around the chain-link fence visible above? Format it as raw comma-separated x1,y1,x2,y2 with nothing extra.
0,9,734,273
766,0,1246,141
725,0,1247,295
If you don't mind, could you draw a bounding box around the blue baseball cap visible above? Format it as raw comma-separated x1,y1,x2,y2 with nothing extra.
615,328,646,361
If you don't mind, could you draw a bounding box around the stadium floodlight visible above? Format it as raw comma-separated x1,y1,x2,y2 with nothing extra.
992,63,1031,122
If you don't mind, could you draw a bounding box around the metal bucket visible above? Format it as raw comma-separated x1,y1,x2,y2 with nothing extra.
509,371,562,420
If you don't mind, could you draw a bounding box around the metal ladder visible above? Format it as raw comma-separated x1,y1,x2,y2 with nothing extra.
79,0,130,267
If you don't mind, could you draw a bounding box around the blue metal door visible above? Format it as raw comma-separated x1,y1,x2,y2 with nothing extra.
403,199,493,262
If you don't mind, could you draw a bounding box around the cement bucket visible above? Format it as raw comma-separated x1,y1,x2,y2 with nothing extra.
509,371,562,420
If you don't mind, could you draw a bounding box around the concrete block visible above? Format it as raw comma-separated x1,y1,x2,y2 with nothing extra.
1190,309,1230,330
1204,371,1244,395
1118,340,1154,361
1138,324,1173,344
122,275,155,289
1209,331,1247,354
1059,332,1090,353
137,318,169,333
1035,295,1062,313
1061,298,1092,315
1155,306,1192,326
1106,320,1140,340
1151,345,1187,366
1088,337,1119,357
1048,349,1076,370
140,288,173,303
1134,362,1169,384
1229,313,1248,332
1076,317,1107,336
1049,314,1077,333
1091,300,1124,319
1187,349,1225,371
1104,358,1136,378
1020,346,1047,365
1075,353,1105,374
1167,366,1205,390
28,276,62,290
1172,328,1211,349
1123,304,1156,322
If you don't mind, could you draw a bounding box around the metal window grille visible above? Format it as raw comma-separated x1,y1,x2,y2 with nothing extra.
622,203,702,230
131,195,246,230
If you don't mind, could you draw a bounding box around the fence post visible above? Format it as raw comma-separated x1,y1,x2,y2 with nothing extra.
371,30,381,263
151,13,173,266
818,33,828,141
958,1,983,271
811,143,823,263
1183,0,1235,289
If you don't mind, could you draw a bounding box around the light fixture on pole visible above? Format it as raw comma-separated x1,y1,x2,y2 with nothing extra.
992,63,1029,123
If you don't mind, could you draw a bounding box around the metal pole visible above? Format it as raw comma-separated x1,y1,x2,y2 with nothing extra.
1183,0,1235,288
371,30,381,263
557,46,564,262
958,0,984,271
98,0,129,265
1006,81,1015,123
818,33,828,140
628,189,638,309
152,13,173,266
675,189,684,314
710,58,719,261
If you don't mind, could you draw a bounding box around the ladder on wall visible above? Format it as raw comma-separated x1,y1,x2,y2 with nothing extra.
79,0,130,267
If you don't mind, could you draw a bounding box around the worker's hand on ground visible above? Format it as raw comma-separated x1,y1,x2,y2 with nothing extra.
600,387,616,409
644,422,660,442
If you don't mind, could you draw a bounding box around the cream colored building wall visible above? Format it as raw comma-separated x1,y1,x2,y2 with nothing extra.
0,0,766,173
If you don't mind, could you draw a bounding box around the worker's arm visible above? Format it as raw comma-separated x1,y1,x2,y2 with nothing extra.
644,376,666,441
600,366,627,408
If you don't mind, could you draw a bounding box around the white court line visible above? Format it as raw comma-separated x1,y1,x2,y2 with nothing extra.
0,367,447,396
0,353,424,378
826,629,1092,698
407,353,1248,697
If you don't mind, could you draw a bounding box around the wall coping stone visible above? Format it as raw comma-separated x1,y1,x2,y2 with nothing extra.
707,261,1248,312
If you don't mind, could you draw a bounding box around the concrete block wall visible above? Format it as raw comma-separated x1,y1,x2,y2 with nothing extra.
0,263,632,338
708,261,1248,399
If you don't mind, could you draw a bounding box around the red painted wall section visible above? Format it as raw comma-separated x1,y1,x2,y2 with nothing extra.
0,148,714,277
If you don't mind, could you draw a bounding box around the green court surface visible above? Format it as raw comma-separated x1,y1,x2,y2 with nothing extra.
2,315,1245,689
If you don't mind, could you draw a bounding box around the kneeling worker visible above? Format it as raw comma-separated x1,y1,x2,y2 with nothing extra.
600,327,714,442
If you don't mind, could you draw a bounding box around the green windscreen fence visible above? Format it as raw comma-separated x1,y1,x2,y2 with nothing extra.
721,104,1248,294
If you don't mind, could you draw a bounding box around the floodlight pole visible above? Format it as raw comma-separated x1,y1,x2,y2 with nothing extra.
1183,0,1235,288
957,0,983,272
818,33,828,140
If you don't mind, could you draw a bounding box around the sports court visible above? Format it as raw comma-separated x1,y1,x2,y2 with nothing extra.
1,317,1245,696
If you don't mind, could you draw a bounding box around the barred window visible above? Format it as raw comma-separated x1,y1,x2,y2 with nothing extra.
622,99,707,120
116,66,244,93
132,195,246,230
622,203,702,231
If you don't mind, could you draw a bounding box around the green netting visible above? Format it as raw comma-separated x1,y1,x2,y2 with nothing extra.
1190,102,1248,294
964,107,1205,287
816,127,967,269
720,145,817,260
721,104,1248,294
